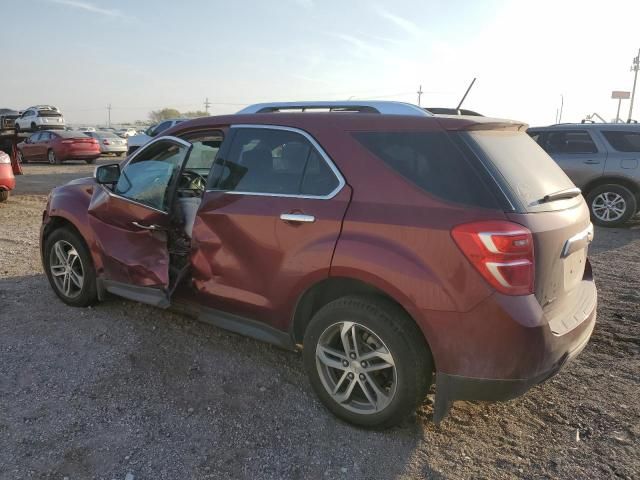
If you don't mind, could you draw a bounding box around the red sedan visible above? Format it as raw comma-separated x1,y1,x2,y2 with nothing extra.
17,130,101,165
0,150,15,202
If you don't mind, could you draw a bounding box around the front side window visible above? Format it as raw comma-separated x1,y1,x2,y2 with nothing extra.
545,130,598,154
114,140,188,211
602,130,640,152
29,132,41,142
213,127,339,196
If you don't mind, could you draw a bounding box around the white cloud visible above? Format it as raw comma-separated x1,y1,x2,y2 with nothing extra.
292,0,314,8
45,0,127,19
375,6,422,38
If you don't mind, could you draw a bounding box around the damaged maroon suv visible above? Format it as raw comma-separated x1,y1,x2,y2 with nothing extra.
40,101,597,427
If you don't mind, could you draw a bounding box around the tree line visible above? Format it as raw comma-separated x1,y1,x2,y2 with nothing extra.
148,108,209,123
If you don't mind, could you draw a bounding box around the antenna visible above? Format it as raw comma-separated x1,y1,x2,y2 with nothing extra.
455,78,477,113
417,85,423,107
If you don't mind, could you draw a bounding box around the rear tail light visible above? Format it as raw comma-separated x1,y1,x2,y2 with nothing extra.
61,139,74,144
451,221,535,295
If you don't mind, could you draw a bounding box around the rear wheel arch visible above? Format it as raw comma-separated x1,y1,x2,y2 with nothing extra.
291,276,435,367
582,176,640,201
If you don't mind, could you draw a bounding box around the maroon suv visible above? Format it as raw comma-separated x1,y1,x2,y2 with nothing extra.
40,101,597,427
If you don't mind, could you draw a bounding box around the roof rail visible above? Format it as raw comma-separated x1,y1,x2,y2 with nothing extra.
237,101,431,117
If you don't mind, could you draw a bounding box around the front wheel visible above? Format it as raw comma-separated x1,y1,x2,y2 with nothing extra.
85,157,96,164
0,190,9,202
586,184,637,227
303,295,432,428
30,122,37,132
17,150,26,164
44,228,98,307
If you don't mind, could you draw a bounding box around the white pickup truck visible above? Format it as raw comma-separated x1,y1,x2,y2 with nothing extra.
126,118,188,155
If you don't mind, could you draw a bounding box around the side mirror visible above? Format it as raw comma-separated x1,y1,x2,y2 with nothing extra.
95,163,121,184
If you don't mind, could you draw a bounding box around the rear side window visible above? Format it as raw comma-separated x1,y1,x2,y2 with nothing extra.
213,127,340,197
464,130,575,211
602,130,640,152
544,130,598,154
353,131,498,207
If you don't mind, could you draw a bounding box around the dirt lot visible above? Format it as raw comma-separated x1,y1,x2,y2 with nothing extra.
1,160,638,480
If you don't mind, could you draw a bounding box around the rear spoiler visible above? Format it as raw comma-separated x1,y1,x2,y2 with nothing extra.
436,115,528,132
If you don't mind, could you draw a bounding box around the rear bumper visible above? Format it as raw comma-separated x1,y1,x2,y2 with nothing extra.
422,261,598,422
0,164,16,190
433,308,595,421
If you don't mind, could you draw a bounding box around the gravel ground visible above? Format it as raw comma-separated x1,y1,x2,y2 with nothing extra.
0,161,638,479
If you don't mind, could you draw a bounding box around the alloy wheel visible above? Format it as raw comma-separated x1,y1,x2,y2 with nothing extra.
48,150,56,164
592,192,626,222
315,321,397,414
49,240,84,298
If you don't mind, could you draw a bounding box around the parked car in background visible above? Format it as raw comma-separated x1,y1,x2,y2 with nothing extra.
17,130,100,164
0,150,15,202
117,127,138,138
0,108,20,133
126,118,187,155
77,126,96,133
14,105,65,132
528,123,640,227
40,101,596,428
84,131,127,156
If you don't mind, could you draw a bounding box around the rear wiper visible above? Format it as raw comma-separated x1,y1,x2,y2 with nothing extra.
540,187,582,204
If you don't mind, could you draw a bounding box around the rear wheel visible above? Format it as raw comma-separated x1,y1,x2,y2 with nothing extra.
0,190,9,202
30,122,37,132
17,150,25,164
586,184,637,227
44,228,98,307
303,295,432,428
47,149,60,165
14,123,20,133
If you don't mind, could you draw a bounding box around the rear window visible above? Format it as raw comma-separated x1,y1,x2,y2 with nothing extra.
602,130,640,152
353,131,498,208
463,130,575,211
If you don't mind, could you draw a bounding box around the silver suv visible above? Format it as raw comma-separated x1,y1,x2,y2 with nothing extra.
528,123,640,227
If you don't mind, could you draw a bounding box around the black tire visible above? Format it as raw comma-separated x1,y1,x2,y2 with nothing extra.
14,123,20,133
303,295,432,428
85,157,96,164
586,184,637,227
30,122,37,132
43,227,98,307
47,149,60,165
17,150,26,164
0,190,9,202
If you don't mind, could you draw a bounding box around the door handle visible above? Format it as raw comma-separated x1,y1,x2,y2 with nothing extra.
280,213,315,223
132,221,164,231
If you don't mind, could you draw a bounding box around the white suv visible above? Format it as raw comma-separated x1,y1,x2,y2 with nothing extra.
15,105,65,132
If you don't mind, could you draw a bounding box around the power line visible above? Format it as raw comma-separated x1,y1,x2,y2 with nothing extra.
204,97,212,114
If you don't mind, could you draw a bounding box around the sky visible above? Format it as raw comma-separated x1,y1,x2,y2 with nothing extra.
1,0,639,126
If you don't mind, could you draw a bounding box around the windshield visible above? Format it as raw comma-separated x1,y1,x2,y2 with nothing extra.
463,130,577,212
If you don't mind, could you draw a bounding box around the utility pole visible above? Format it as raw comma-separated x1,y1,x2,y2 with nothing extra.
416,85,423,107
107,103,112,127
204,97,212,115
628,48,639,122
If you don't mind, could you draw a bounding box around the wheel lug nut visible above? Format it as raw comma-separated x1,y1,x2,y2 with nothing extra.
349,353,356,359
360,361,367,368
359,373,365,381
342,360,349,367
347,372,354,380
